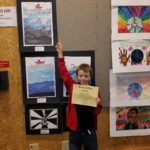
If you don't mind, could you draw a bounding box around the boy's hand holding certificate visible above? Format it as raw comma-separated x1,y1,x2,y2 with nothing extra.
72,84,99,107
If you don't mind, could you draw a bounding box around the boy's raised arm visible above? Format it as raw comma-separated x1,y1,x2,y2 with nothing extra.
55,42,63,58
55,41,75,90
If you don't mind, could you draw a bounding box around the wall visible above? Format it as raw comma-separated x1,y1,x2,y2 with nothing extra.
0,0,150,150
57,0,110,106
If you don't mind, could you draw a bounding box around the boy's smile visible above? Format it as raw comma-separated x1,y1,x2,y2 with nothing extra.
77,70,91,85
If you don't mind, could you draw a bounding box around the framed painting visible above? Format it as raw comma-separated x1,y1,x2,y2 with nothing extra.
111,3,150,40
59,51,95,101
110,70,150,107
21,52,60,104
112,40,150,73
25,104,62,134
17,0,58,52
110,106,150,137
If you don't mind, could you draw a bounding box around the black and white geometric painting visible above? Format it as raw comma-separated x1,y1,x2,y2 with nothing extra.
25,104,62,134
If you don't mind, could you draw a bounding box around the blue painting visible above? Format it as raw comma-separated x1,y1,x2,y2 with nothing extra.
25,57,56,98
21,2,54,46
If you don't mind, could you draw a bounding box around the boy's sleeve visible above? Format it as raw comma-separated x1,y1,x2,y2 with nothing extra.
96,103,102,114
94,93,102,115
58,57,75,90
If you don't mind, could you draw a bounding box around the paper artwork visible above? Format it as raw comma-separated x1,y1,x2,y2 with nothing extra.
25,104,62,134
25,57,56,98
21,2,54,46
110,70,150,107
112,40,150,73
112,6,150,40
110,106,150,137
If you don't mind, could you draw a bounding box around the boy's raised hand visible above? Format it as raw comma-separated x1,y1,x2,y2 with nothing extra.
55,42,63,58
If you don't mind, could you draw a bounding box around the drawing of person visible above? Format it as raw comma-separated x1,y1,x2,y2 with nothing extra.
124,107,139,130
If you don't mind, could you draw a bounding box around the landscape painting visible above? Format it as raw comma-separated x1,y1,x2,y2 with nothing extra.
21,2,54,46
25,57,56,98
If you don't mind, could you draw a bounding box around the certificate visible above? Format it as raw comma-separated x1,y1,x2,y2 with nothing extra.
72,84,99,107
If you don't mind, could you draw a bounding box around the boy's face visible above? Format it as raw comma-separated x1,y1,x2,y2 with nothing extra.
127,110,138,123
77,70,91,85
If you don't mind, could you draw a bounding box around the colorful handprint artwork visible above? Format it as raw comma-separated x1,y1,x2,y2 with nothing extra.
112,40,150,73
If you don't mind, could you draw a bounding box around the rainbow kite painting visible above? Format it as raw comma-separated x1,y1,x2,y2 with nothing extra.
118,6,150,33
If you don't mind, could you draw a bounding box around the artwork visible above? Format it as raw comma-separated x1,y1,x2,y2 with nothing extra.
110,0,150,137
17,0,58,52
118,6,150,33
21,53,60,104
60,51,95,101
110,106,150,137
112,40,150,73
110,70,150,107
25,104,62,134
112,4,150,40
25,57,56,98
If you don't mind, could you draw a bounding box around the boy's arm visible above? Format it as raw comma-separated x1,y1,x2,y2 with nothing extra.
55,42,63,58
55,42,75,90
94,93,102,114
96,103,102,114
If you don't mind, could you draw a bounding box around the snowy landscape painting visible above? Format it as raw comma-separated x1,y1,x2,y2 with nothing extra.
25,57,56,98
21,2,54,46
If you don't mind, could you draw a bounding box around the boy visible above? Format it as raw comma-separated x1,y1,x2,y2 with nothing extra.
55,42,102,150
124,107,139,130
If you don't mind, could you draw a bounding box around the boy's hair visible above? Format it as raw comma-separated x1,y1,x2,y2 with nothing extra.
76,63,93,77
128,108,139,114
